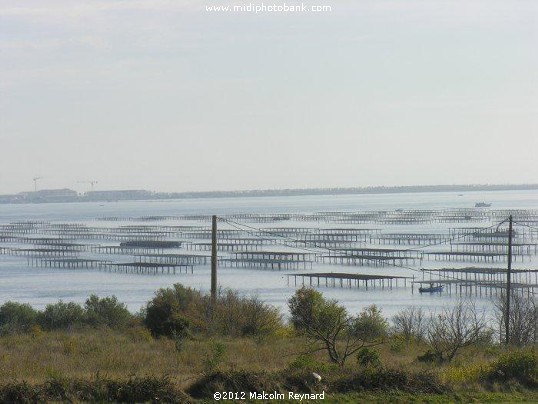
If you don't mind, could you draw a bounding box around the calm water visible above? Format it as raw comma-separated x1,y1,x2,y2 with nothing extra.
1,189,537,318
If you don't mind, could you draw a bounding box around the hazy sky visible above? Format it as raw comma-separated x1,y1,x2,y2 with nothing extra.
0,0,536,194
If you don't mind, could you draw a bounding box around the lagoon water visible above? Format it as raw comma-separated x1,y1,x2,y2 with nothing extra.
1,190,537,318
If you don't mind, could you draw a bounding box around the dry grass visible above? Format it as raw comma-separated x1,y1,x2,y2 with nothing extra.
0,327,307,388
0,326,536,402
0,328,503,384
0,327,535,401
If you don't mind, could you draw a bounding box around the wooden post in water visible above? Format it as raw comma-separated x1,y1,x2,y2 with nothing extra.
211,215,218,304
505,215,513,345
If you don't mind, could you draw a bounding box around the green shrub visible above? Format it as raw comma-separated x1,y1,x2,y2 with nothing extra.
144,284,283,339
356,347,381,368
488,350,537,386
288,287,330,333
443,363,487,384
38,301,84,330
351,305,389,342
0,301,38,334
288,288,387,367
202,341,227,374
212,290,283,338
144,284,200,337
84,295,132,329
389,335,406,353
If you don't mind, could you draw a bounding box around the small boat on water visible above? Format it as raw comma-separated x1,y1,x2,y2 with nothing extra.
475,202,491,208
418,283,444,293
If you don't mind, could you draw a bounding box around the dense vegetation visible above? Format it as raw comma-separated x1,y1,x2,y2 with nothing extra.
0,284,536,402
143,284,282,339
0,295,132,335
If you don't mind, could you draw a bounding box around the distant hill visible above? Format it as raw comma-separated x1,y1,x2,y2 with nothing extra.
161,184,538,199
1,184,537,204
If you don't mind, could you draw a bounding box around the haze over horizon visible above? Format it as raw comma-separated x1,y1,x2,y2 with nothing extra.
3,182,538,197
1,0,537,195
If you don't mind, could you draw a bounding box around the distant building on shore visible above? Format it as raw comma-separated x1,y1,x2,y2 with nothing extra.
22,189,78,203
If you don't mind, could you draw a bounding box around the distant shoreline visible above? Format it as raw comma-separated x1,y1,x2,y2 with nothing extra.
164,184,538,199
1,184,537,205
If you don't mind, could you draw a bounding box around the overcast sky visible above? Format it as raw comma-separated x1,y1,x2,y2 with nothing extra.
0,0,536,194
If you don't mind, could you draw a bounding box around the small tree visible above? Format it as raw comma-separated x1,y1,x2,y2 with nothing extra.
288,288,386,367
425,300,492,362
144,286,194,338
145,284,283,339
0,301,38,334
84,295,132,329
213,290,283,338
351,304,388,341
494,292,537,346
38,301,84,330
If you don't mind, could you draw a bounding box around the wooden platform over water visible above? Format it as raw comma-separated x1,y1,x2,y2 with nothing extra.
287,272,412,289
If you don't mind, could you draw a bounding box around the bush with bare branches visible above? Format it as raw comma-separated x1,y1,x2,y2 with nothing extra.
423,300,493,363
494,292,537,346
391,306,426,342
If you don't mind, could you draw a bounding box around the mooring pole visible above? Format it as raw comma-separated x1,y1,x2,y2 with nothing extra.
505,214,513,345
211,215,218,303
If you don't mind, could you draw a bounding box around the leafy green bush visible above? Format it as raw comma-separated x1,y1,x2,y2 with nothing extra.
144,284,201,338
144,284,283,339
351,305,388,342
288,288,387,367
38,301,85,330
212,290,283,338
488,350,537,386
288,287,330,333
0,301,38,335
84,295,132,329
356,347,381,368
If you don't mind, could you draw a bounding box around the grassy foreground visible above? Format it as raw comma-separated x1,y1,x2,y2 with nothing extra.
0,328,536,403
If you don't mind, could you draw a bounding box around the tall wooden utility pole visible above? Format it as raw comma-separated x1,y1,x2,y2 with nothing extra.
505,215,513,345
211,215,218,303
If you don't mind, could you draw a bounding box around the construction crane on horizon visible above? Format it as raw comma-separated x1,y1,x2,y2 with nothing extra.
32,177,42,192
78,180,98,192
